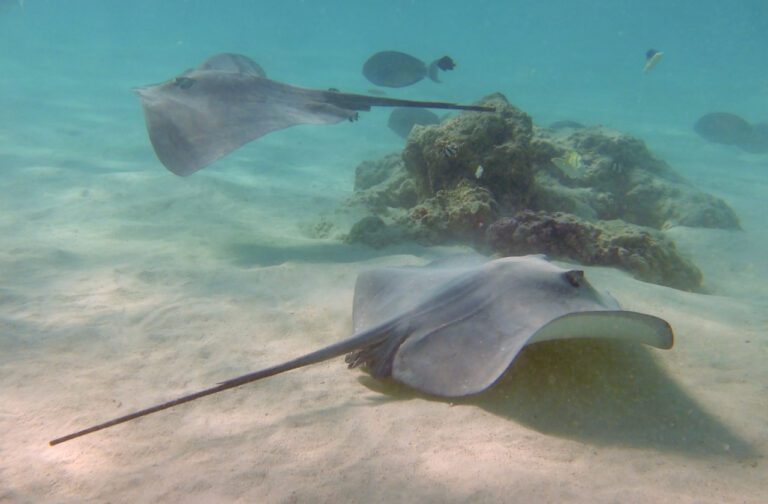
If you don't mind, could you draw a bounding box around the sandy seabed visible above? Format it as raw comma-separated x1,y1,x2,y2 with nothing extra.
1,110,767,503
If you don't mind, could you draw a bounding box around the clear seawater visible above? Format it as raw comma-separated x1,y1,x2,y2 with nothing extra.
1,1,766,502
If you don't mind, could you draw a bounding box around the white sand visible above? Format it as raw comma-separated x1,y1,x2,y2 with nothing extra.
1,106,767,503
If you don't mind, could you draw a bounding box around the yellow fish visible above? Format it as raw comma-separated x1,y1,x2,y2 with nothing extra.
551,151,583,176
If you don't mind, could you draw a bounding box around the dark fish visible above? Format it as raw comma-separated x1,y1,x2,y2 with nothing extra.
738,122,768,154
197,52,267,77
363,51,456,88
694,112,753,146
643,49,664,73
387,107,441,138
549,120,586,131
645,49,661,60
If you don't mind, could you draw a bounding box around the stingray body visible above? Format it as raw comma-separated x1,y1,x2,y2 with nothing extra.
196,52,267,77
346,255,672,396
363,51,456,88
136,54,489,176
387,107,441,138
50,255,673,445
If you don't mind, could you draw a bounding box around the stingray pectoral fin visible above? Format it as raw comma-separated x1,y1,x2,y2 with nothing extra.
136,72,356,176
391,310,673,399
392,312,536,398
530,310,674,349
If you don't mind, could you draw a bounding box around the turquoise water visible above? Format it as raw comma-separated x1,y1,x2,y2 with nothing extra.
1,2,766,502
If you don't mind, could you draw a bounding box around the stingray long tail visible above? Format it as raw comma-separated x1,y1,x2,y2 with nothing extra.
49,324,395,446
324,91,494,113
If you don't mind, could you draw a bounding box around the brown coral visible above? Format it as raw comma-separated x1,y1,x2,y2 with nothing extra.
344,93,739,290
486,211,702,291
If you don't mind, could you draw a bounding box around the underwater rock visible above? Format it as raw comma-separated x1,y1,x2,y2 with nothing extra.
548,120,586,131
354,153,401,191
343,93,740,289
345,180,496,247
398,180,497,244
402,93,535,206
352,154,418,211
486,211,703,291
535,127,741,229
344,216,405,249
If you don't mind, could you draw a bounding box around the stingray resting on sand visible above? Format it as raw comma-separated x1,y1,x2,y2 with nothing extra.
50,254,673,446
135,53,492,176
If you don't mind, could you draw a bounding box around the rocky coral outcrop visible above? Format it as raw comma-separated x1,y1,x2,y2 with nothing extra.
343,93,740,290
485,211,702,291
530,128,741,229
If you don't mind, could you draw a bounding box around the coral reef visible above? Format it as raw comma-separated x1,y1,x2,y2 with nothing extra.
352,154,418,211
343,93,740,290
486,211,702,291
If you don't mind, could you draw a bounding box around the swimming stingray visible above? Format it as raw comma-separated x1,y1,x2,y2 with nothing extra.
136,53,490,176
49,254,673,446
362,51,456,88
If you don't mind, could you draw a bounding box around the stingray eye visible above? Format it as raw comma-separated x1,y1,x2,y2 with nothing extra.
174,76,196,89
563,270,584,287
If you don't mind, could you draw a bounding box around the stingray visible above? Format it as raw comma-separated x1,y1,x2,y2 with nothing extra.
196,52,267,77
49,254,673,446
387,107,441,138
136,54,491,176
362,51,456,88
694,112,753,146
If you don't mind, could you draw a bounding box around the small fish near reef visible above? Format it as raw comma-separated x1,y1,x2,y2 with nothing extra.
551,151,584,177
643,49,664,73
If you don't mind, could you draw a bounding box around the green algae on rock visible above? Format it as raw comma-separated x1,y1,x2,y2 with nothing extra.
486,211,703,291
344,93,739,290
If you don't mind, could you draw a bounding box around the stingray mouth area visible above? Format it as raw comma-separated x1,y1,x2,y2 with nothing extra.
132,83,168,101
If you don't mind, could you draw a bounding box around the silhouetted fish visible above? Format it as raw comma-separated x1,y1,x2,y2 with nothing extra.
363,51,456,88
694,112,753,146
387,108,441,138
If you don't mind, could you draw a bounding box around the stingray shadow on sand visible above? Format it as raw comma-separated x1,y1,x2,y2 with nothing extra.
361,339,756,459
221,241,432,267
